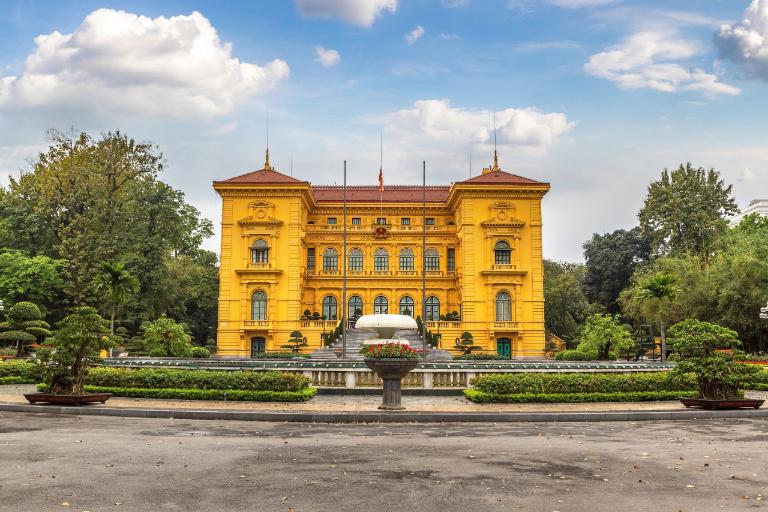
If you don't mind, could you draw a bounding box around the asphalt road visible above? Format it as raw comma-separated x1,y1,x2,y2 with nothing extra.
0,412,766,512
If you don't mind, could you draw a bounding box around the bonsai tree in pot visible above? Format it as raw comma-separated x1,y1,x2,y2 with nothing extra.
27,306,113,404
455,332,481,354
668,318,762,409
281,330,308,353
362,343,420,411
0,301,52,356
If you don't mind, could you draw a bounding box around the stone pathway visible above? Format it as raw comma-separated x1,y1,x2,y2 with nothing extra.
5,384,764,413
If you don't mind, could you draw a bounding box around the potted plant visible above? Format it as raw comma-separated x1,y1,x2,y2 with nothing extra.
25,307,114,405
362,343,420,410
280,330,308,353
668,319,763,410
454,331,481,354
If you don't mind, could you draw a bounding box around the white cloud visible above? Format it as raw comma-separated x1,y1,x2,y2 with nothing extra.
0,9,289,118
295,0,396,27
716,0,768,80
405,25,425,45
739,167,755,182
386,99,573,149
548,0,616,8
585,31,740,96
314,46,341,67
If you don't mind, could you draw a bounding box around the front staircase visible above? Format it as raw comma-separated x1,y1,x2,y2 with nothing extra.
309,327,427,361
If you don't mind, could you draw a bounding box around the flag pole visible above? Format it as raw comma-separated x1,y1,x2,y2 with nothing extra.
342,160,348,360
422,160,427,361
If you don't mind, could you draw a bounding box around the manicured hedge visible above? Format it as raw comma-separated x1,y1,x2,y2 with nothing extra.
454,354,510,361
0,361,44,381
464,389,698,403
470,372,695,395
0,376,34,385
251,352,311,359
85,368,310,392
82,385,317,402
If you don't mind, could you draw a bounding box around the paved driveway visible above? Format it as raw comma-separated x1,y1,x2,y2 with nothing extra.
0,411,766,511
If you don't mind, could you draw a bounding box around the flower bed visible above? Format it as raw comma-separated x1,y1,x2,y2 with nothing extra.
361,344,420,359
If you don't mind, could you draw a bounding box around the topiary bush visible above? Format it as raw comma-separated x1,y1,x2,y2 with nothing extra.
190,346,211,358
470,372,693,395
85,368,310,392
454,353,509,361
554,349,598,361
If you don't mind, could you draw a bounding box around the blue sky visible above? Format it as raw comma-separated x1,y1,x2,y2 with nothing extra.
1,0,766,260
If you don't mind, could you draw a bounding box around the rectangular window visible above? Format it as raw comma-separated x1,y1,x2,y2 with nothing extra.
401,218,410,225
425,254,440,271
376,217,387,225
349,251,363,271
351,217,361,225
447,248,456,272
327,217,337,225
307,248,315,271
425,218,435,226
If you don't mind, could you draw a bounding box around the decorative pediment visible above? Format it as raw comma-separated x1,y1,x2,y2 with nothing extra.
238,200,283,226
481,201,525,228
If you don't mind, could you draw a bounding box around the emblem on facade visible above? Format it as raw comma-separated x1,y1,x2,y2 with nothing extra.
374,226,389,239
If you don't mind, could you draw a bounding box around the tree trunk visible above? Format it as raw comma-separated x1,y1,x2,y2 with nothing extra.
659,320,667,362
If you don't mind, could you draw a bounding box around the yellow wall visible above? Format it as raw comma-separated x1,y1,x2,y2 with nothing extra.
214,171,549,358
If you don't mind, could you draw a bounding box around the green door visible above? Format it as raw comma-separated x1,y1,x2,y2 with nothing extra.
497,338,512,359
251,337,266,357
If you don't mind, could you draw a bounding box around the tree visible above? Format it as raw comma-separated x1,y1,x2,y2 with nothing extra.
543,260,595,342
0,301,52,356
42,306,111,395
455,331,481,354
582,227,651,313
0,251,64,314
576,313,634,360
142,316,193,357
638,163,738,260
667,319,760,400
281,330,308,353
633,273,680,361
96,261,140,335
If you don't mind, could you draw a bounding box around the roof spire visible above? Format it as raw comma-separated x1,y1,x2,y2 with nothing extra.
482,108,501,175
263,112,271,171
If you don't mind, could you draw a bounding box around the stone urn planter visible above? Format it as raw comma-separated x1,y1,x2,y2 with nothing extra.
364,358,419,410
24,392,112,406
680,397,763,410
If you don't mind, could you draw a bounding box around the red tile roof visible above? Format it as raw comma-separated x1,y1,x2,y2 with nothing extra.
215,168,307,185
458,169,548,186
312,185,450,203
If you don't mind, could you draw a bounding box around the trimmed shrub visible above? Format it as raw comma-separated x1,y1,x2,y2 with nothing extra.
148,348,167,357
554,349,597,361
454,354,510,361
251,352,311,359
84,368,310,392
0,360,45,381
470,372,694,395
464,389,698,403
0,376,34,385
190,347,211,358
81,386,317,402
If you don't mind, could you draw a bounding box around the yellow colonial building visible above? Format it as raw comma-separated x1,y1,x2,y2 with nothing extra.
213,151,549,358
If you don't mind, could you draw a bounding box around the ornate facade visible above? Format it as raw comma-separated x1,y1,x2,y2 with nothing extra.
213,152,550,358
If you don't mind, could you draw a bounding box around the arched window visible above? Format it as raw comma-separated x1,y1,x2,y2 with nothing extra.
374,295,388,314
374,248,389,271
399,248,414,271
425,248,440,271
399,296,414,317
323,248,338,272
425,296,440,321
496,292,512,321
348,248,363,272
252,239,269,264
251,291,267,320
348,296,363,321
322,295,338,320
494,241,511,265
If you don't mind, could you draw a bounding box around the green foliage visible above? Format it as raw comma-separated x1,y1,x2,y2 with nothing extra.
281,330,308,353
0,360,46,381
7,301,42,323
464,389,697,403
454,353,510,360
471,371,692,394
638,163,738,259
96,261,140,333
582,227,650,314
251,352,311,359
667,319,761,400
0,301,51,355
80,386,317,402
576,313,634,360
453,331,482,354
85,368,310,391
142,316,193,357
554,349,597,361
42,306,111,394
0,330,37,344
190,346,211,358
544,260,596,340
0,250,64,311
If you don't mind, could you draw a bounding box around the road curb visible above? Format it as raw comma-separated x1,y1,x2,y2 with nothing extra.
2,402,767,423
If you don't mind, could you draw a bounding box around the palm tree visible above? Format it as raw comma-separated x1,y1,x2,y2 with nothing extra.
636,273,680,361
96,261,140,335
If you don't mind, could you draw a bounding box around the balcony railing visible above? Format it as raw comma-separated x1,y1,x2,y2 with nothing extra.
243,320,272,329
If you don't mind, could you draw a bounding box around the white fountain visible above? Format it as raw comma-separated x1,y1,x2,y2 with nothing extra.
354,314,418,345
